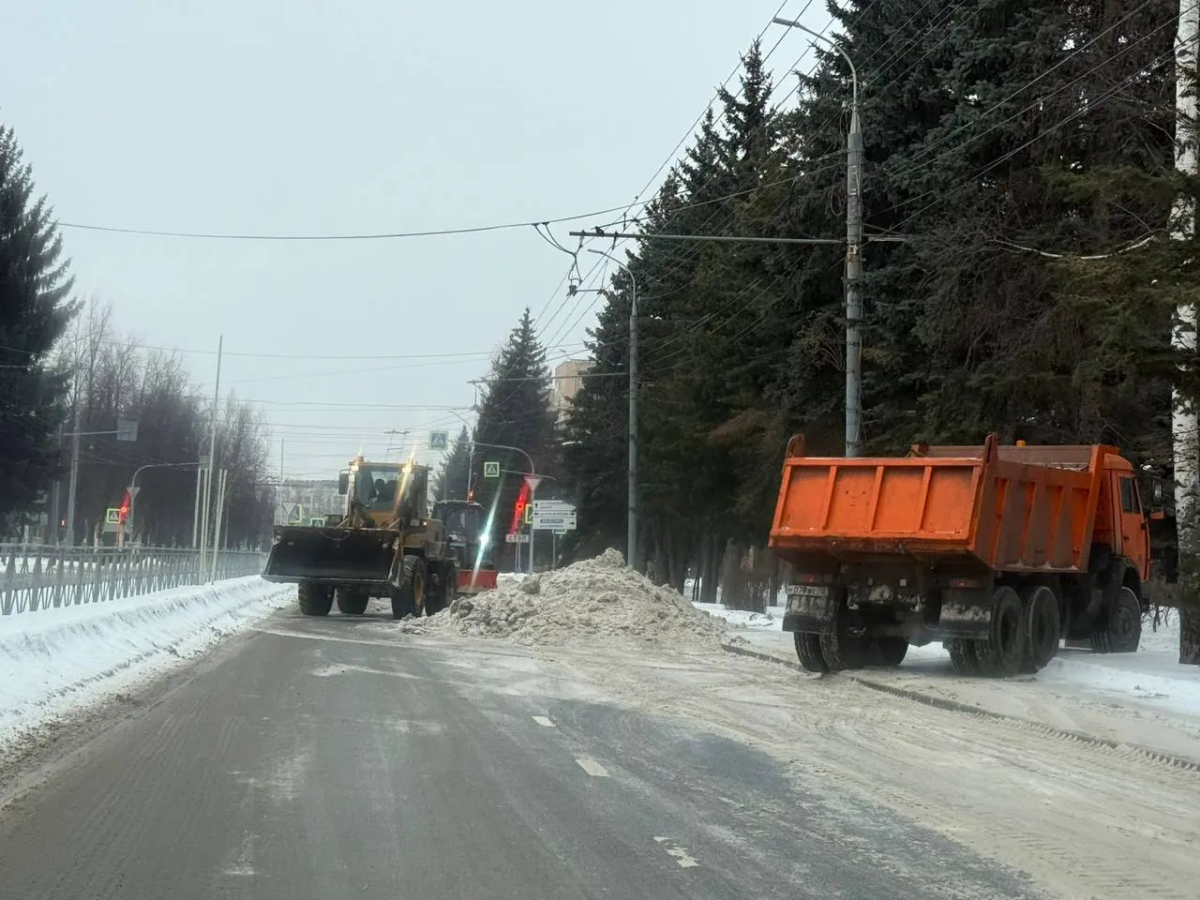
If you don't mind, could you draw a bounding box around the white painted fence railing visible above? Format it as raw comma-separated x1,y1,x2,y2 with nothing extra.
0,544,265,616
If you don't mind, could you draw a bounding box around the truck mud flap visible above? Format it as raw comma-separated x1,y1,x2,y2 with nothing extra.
937,588,991,639
782,585,837,634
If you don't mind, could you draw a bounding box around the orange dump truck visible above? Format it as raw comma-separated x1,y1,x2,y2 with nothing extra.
768,434,1153,678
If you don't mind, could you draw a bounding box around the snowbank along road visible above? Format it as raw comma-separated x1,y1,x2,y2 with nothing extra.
0,556,1196,899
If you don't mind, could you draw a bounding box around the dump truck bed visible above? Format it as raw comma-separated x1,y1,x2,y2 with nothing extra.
769,435,1118,573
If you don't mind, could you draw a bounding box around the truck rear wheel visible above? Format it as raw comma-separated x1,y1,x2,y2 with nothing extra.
793,632,829,673
336,588,369,615
298,582,333,616
818,595,866,672
391,555,427,619
1019,585,1060,673
866,636,908,668
975,586,1025,678
1091,585,1141,654
947,639,980,676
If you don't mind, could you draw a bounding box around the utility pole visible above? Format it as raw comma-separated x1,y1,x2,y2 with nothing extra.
65,404,81,546
588,249,639,570
200,336,223,580
773,16,862,456
1174,0,1199,566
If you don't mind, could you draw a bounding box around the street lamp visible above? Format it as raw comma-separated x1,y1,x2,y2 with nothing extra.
772,16,864,457
588,249,639,570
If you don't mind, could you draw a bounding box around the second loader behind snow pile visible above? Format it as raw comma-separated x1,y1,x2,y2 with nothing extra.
263,457,458,619
769,435,1161,678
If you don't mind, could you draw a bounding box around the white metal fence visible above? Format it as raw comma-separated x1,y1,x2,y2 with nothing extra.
0,544,265,616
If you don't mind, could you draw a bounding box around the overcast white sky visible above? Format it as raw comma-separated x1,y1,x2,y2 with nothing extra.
3,0,830,478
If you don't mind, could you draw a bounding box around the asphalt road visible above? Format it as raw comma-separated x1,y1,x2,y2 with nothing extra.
0,609,1040,900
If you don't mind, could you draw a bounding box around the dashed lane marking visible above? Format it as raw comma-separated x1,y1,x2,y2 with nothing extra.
575,757,609,777
654,836,699,868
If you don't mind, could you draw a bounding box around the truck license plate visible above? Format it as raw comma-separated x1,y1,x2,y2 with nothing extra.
786,584,828,599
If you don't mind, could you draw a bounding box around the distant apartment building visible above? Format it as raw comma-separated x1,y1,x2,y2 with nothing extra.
552,359,592,424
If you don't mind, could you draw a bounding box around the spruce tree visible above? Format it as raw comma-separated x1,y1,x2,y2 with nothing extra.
472,309,556,567
0,123,77,530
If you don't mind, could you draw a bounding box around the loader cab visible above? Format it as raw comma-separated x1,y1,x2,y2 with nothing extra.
338,460,430,527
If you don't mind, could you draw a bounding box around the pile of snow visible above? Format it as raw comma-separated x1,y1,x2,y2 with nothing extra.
693,601,782,630
0,576,292,749
428,549,727,649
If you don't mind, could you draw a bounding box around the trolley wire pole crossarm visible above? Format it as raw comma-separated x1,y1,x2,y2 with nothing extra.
569,231,842,246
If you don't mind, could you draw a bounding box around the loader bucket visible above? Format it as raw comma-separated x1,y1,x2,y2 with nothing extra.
457,567,498,594
262,525,397,587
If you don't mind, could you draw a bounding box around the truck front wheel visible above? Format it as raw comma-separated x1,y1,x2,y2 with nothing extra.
793,632,829,673
391,555,427,620
866,636,908,668
336,588,369,615
947,639,980,676
1091,586,1141,654
299,582,333,617
975,586,1025,678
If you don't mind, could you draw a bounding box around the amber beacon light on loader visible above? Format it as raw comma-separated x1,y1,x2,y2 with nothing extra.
769,435,1161,678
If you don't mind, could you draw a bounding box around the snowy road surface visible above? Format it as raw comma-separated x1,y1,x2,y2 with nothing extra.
1,597,1198,898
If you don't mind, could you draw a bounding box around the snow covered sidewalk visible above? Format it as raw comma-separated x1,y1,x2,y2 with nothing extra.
0,576,293,751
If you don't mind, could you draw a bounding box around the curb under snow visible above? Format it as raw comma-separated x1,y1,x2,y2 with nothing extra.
0,576,293,749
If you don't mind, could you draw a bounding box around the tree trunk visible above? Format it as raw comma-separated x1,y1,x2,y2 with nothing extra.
1181,605,1200,664
722,539,765,612
698,531,722,604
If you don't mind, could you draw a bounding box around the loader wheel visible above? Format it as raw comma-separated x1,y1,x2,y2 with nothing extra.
1091,586,1142,654
818,593,866,672
426,562,455,616
336,588,369,616
391,555,427,620
793,632,829,673
947,639,980,676
298,581,333,617
866,636,908,668
974,586,1025,678
1019,585,1060,673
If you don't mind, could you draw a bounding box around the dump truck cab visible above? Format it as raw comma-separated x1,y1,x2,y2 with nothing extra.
770,435,1157,678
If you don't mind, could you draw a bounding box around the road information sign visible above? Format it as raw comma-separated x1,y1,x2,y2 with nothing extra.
504,533,531,544
532,500,577,531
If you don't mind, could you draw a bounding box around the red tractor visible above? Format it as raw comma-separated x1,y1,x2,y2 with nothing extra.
432,499,498,595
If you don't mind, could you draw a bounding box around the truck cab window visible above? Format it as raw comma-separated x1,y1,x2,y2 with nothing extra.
1120,477,1140,514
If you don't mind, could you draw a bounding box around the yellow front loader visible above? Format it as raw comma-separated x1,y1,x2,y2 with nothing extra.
263,456,457,619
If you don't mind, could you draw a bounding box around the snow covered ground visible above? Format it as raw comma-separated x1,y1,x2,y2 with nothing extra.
704,597,1200,757
0,576,293,751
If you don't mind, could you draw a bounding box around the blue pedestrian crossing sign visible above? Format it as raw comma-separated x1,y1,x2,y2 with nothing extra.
429,430,449,450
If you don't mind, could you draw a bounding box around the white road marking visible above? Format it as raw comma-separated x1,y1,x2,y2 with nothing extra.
532,715,556,727
654,836,699,868
575,757,609,777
